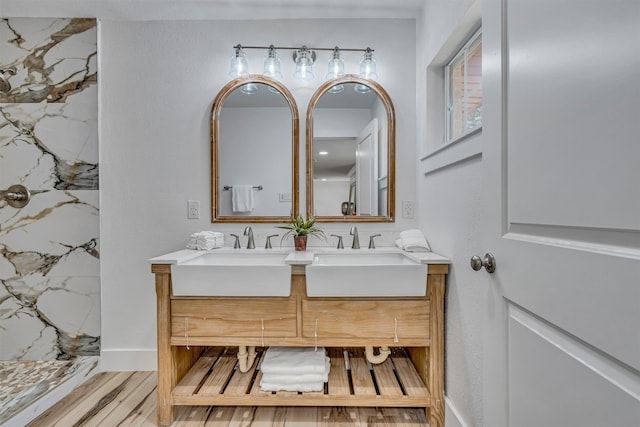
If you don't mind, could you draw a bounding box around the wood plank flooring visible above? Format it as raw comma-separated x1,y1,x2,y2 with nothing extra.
26,371,430,426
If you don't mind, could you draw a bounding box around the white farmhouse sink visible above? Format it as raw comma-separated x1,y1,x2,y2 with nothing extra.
305,251,428,297
171,251,291,296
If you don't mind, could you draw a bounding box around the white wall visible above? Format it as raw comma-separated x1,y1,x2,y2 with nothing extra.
416,1,484,427
99,18,417,370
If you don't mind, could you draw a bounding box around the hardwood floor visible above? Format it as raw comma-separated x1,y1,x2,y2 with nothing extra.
26,371,429,426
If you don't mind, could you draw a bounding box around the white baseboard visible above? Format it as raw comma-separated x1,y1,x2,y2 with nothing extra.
445,396,471,427
99,349,157,371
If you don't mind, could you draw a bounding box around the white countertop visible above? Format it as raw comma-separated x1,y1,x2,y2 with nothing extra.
149,246,451,265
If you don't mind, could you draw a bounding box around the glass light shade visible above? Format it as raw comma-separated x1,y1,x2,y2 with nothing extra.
294,49,315,81
358,49,378,80
229,47,249,77
326,49,345,93
263,48,282,79
326,49,345,79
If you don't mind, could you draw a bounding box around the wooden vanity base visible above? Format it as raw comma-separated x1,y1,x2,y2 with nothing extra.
151,263,447,427
171,346,429,407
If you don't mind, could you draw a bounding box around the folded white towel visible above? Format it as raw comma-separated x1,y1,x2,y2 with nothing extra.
397,229,431,252
186,231,225,250
261,358,330,384
260,347,328,375
259,381,325,392
232,185,254,213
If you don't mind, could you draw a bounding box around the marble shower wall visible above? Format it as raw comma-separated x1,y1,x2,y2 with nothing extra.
0,18,99,360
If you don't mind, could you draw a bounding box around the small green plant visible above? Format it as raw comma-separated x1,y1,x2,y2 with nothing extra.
278,215,326,240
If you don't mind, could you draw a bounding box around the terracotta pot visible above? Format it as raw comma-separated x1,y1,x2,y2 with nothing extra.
293,235,307,251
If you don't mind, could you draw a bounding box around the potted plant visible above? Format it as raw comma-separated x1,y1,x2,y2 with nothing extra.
278,215,325,251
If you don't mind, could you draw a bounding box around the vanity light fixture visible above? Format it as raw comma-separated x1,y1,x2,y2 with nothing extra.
229,44,376,85
293,46,315,81
326,47,345,93
229,45,258,94
229,45,249,77
263,45,282,79
355,48,378,93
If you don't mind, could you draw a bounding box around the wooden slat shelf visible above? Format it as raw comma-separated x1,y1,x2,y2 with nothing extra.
171,346,431,408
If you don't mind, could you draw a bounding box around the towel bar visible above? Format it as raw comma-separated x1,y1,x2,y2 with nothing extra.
223,185,263,191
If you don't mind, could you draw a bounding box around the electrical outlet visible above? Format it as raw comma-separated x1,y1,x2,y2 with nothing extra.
402,200,415,219
187,200,200,219
279,192,292,202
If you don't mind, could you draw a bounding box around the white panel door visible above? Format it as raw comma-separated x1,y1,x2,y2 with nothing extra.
356,118,378,216
482,1,640,426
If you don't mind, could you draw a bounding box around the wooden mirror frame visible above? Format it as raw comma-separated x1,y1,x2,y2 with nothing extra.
211,75,299,223
306,75,395,222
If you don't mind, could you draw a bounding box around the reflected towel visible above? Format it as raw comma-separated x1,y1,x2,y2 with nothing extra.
397,229,431,252
260,347,327,375
232,185,254,213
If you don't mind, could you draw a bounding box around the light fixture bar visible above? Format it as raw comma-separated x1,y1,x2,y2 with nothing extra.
235,44,374,53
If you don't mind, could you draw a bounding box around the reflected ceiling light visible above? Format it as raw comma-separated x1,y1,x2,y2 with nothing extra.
326,47,344,93
318,150,329,155
229,44,249,77
293,46,315,81
355,47,377,93
240,83,258,94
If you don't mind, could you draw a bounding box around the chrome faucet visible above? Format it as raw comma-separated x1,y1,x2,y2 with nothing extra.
350,226,360,249
243,226,255,249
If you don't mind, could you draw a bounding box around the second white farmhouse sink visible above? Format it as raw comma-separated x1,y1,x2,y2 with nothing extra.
171,251,291,296
305,251,428,297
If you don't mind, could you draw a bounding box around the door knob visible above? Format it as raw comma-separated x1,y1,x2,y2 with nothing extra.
470,253,496,273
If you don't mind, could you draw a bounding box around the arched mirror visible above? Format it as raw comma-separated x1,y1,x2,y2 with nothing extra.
306,75,395,222
211,75,299,223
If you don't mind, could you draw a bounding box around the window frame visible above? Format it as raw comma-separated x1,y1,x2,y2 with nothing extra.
444,28,482,144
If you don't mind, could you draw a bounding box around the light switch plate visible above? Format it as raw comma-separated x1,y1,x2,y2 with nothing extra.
279,192,292,202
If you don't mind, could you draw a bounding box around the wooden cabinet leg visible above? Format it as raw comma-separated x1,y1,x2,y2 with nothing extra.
155,269,175,426
429,273,446,427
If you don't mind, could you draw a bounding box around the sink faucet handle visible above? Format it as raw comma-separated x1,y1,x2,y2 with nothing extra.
368,234,382,249
330,234,344,249
265,234,278,249
230,234,241,249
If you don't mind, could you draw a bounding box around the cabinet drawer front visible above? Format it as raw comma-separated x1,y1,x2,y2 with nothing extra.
302,300,430,340
172,299,297,338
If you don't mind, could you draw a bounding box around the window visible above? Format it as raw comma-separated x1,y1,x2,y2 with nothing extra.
445,29,482,142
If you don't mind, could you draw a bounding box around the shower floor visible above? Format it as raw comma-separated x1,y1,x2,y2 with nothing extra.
0,357,99,426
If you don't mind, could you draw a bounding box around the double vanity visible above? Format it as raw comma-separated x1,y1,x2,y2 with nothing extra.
150,247,449,427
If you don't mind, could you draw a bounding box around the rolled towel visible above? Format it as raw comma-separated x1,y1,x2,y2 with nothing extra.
397,229,431,252
260,347,327,375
